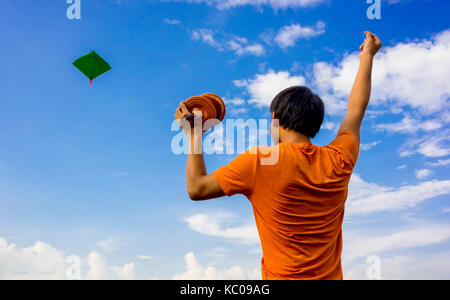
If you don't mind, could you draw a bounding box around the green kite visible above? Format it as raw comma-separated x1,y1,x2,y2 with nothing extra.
73,51,111,86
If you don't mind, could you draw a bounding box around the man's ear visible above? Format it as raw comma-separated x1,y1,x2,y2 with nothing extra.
271,112,279,129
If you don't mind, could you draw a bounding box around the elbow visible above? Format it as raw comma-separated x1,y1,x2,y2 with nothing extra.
187,186,202,201
188,192,201,201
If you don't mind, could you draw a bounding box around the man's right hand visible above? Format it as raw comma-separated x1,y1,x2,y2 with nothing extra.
359,31,382,58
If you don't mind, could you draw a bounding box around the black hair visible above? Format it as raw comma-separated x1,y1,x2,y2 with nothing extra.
270,86,325,139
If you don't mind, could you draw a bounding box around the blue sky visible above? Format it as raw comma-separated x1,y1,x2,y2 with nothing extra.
0,0,449,279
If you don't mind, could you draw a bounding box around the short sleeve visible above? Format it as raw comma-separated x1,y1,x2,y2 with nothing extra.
214,150,258,197
328,130,360,167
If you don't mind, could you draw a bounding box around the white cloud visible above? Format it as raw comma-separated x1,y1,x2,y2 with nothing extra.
204,247,230,262
312,63,349,115
361,141,381,151
0,238,67,280
189,21,325,57
0,237,136,280
96,237,122,251
312,30,450,115
321,121,338,131
415,169,434,180
426,159,450,167
375,115,442,134
346,174,450,215
274,21,325,48
343,225,450,263
191,29,222,48
416,144,450,158
400,130,450,158
191,29,265,56
172,252,259,280
85,251,136,280
227,107,249,116
342,221,450,280
222,97,248,116
234,69,306,107
137,255,156,261
345,251,450,280
185,212,260,245
163,18,181,25
223,97,245,106
343,223,450,280
167,0,326,10
227,37,266,56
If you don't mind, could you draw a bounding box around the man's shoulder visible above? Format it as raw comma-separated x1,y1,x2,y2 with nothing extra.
246,146,278,156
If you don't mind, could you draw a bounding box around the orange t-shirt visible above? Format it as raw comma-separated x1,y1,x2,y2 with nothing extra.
214,130,360,280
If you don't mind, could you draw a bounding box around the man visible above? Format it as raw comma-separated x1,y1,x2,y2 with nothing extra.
174,32,382,280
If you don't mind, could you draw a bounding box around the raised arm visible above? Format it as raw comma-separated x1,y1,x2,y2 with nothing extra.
174,102,225,201
339,32,382,140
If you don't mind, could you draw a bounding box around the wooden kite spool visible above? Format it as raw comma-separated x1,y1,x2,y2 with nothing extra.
202,93,226,122
184,94,226,131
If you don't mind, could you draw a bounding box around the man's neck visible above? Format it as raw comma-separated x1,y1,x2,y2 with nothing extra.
279,128,311,145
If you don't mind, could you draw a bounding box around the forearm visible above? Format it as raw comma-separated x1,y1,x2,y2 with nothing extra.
186,130,207,194
347,54,374,120
176,103,225,201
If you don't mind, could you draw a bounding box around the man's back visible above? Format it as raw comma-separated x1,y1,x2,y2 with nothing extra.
215,130,360,280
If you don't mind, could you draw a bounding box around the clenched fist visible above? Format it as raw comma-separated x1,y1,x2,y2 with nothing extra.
360,31,382,58
174,102,203,136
